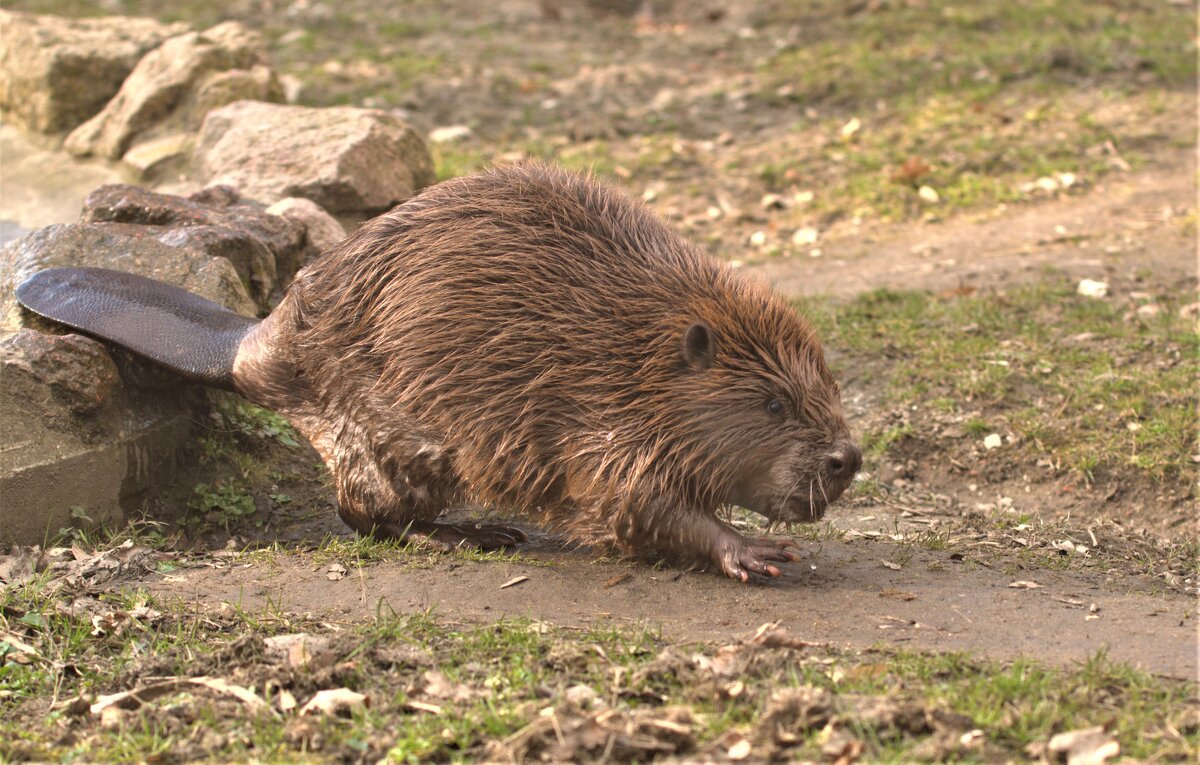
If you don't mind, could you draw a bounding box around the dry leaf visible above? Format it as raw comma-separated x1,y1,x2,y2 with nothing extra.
422,670,478,702
880,560,902,570
727,736,752,760
91,676,266,715
0,630,42,663
753,627,827,649
300,688,367,716
278,689,298,713
265,633,331,669
500,575,529,589
1008,580,1043,589
192,677,268,711
604,572,632,588
891,156,931,185
1048,726,1120,765
0,546,41,587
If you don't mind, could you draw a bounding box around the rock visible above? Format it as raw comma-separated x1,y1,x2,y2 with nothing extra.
2,330,121,419
428,125,473,144
64,22,275,160
1076,278,1108,299
0,327,199,546
193,64,281,117
266,197,347,256
791,227,819,246
278,73,304,103
195,100,434,213
121,132,195,181
0,10,186,134
81,183,310,294
0,223,257,329
142,224,277,308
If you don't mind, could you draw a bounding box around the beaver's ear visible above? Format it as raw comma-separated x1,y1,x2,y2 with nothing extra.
681,322,715,370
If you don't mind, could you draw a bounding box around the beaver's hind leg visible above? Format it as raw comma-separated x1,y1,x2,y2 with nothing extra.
312,411,526,550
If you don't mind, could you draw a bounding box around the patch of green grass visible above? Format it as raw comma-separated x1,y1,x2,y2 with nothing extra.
49,517,174,550
871,649,1190,757
750,0,1195,222
208,392,300,449
431,144,488,182
761,0,1196,109
808,281,1199,484
189,480,258,531
754,90,1132,223
223,533,552,574
2,584,1195,763
965,418,991,436
861,424,915,461
432,134,687,186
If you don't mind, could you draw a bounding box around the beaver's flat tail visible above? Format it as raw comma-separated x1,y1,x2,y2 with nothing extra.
15,267,258,390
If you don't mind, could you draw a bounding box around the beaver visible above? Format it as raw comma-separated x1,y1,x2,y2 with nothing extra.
16,163,860,581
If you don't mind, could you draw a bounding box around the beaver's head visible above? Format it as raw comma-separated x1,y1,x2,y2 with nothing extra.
669,284,860,523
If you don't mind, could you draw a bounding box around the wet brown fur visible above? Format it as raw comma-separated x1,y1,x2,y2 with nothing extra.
233,163,858,578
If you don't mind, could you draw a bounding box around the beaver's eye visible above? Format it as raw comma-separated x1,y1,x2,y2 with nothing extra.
767,399,785,416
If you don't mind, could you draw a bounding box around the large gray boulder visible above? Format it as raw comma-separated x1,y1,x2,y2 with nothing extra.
194,101,435,214
0,10,186,134
64,22,280,161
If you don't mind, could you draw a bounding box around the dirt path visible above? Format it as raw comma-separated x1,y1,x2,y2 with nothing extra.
140,531,1195,679
136,163,1195,680
750,156,1197,298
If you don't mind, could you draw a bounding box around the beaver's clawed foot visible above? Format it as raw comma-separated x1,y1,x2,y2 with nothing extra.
377,520,528,551
714,533,803,582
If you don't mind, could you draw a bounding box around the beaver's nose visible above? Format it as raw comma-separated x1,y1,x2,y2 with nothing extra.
825,441,862,482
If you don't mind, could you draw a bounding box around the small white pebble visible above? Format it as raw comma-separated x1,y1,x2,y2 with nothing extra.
1077,279,1109,298
792,226,819,246
427,125,473,143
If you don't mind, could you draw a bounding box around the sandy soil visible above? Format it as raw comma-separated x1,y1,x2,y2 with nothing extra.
142,532,1196,678
751,155,1197,299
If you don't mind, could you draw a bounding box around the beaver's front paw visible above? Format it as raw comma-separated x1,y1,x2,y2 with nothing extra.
713,533,802,582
